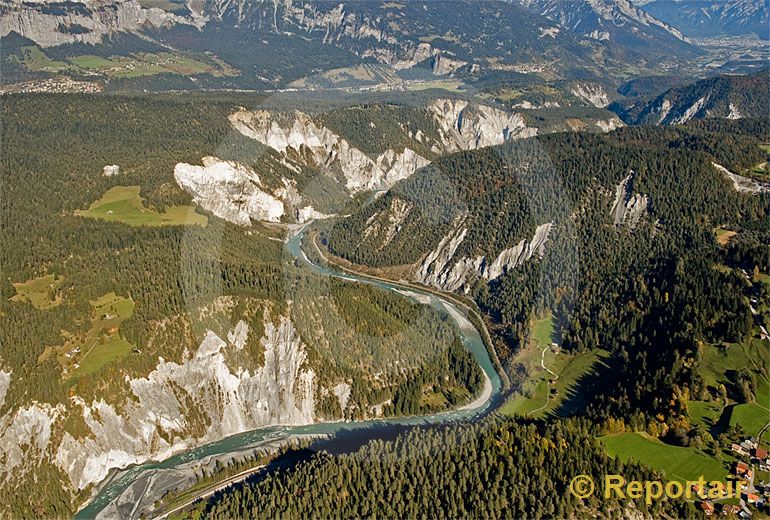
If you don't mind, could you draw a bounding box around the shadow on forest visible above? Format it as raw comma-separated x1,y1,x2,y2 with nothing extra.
548,353,613,419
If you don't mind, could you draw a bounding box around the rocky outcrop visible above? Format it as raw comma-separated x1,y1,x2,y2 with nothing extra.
362,198,414,249
102,165,120,177
174,157,285,225
0,402,63,483
54,315,316,491
428,99,537,152
376,147,431,186
416,215,552,292
610,172,649,228
611,71,769,126
571,83,610,108
594,117,624,132
0,0,195,47
713,162,770,194
230,109,429,194
0,370,10,409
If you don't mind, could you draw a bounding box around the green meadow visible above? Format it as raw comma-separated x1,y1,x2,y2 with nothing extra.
76,186,207,227
601,432,729,483
10,274,64,309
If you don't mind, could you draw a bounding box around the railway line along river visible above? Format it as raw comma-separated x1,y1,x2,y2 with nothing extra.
76,225,503,519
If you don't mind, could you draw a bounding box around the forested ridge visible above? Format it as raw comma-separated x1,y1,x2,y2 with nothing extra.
327,118,770,432
188,417,697,519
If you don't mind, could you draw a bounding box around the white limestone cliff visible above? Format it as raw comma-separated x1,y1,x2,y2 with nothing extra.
610,172,649,228
102,165,120,177
713,162,770,194
571,83,610,108
416,215,552,292
54,316,316,491
428,99,537,152
0,402,63,484
0,0,196,47
174,157,284,225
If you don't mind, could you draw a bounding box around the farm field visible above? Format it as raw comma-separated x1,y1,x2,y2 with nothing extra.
10,274,64,309
501,313,608,418
75,186,208,227
18,47,236,79
600,432,729,483
40,292,138,379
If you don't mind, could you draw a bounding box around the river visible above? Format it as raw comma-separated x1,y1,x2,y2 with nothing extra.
76,226,503,519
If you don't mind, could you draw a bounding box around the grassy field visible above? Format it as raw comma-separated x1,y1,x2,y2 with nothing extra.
687,400,723,430
690,337,769,439
10,274,64,309
137,0,188,12
601,432,729,483
19,46,71,73
405,79,465,93
76,186,207,227
46,292,137,378
713,228,737,245
19,46,235,79
501,313,609,417
730,403,770,439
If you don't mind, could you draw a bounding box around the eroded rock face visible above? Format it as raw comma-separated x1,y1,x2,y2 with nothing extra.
102,165,120,177
362,198,414,249
416,215,553,292
0,370,10,409
0,402,63,483
571,83,610,108
229,109,429,193
428,99,537,152
0,0,194,47
174,157,285,225
713,162,770,194
610,171,649,229
54,316,316,491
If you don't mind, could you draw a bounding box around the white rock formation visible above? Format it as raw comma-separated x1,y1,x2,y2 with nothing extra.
0,0,196,47
0,370,10,409
174,157,284,225
571,83,610,108
362,198,413,249
376,147,431,185
594,117,624,132
102,165,120,177
0,403,63,483
428,99,537,152
671,96,708,125
610,172,649,228
416,215,552,292
727,103,743,120
331,383,351,412
713,162,770,194
296,206,332,223
55,316,316,491
230,109,431,193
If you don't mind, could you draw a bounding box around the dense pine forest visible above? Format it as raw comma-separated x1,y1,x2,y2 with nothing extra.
187,418,697,519
327,118,770,434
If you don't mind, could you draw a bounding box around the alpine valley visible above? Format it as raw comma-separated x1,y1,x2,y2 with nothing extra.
0,1,769,519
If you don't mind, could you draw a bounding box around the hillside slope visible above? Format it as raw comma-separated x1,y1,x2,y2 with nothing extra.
610,69,770,125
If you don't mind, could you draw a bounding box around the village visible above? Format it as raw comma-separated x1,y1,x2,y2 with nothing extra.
697,436,770,517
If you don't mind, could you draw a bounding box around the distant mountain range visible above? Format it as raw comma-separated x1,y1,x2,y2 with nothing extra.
516,0,699,60
610,69,770,125
638,0,769,39
0,0,706,91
